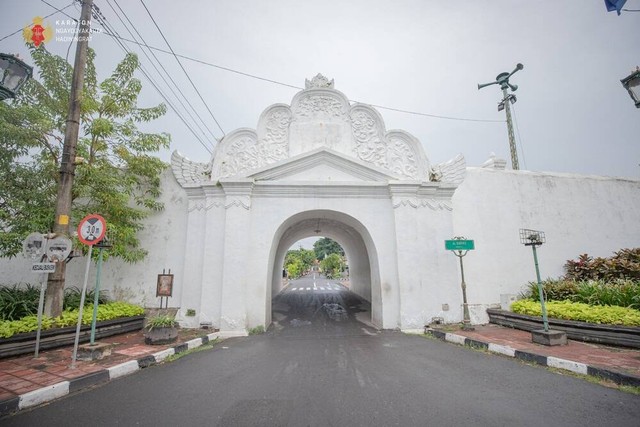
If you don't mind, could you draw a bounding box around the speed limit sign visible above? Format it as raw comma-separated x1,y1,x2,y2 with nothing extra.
77,214,107,246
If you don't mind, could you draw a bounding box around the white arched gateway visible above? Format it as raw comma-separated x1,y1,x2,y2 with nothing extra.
171,74,466,332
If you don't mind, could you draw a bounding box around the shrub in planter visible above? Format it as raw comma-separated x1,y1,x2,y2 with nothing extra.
144,315,178,345
564,248,640,282
0,302,145,338
511,299,640,326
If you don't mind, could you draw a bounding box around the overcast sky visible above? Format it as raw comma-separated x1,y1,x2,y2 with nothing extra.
2,0,639,182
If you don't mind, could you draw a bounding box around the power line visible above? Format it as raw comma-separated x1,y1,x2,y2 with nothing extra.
91,4,213,154
0,1,75,43
8,2,504,125
139,0,226,136
106,0,216,146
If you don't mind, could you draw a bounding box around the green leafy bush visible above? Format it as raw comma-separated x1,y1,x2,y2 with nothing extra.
511,299,640,326
522,278,640,309
564,248,640,282
0,284,112,321
523,279,578,302
63,286,110,310
0,302,144,338
0,284,40,321
573,279,640,309
145,315,176,330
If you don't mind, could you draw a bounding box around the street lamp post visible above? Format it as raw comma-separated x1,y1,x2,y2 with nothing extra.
519,228,567,346
621,66,640,108
0,53,33,101
478,63,524,170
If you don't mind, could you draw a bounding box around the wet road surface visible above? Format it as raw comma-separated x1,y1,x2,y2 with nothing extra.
3,275,639,426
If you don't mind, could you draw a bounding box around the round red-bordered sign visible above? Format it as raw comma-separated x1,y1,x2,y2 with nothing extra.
77,214,107,246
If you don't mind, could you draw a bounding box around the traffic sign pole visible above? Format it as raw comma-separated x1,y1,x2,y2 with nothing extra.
446,237,475,331
34,237,50,358
71,244,93,368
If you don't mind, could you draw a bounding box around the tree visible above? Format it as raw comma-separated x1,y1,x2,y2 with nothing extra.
320,253,344,279
284,247,316,279
313,237,344,260
0,46,170,316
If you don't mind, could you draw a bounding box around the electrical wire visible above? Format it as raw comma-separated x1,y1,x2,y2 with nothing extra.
9,1,505,125
0,1,75,43
36,0,213,153
91,4,213,154
139,0,225,136
107,0,216,146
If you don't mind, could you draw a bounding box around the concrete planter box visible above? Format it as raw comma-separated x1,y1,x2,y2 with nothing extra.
0,315,145,359
486,309,640,349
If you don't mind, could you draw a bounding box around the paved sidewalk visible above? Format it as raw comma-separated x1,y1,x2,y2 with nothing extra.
0,328,229,417
1,323,639,418
427,324,640,386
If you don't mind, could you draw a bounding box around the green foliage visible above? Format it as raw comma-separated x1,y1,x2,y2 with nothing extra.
285,247,316,279
145,314,176,330
320,253,345,279
0,284,41,321
511,299,640,326
573,280,640,309
63,286,110,310
523,279,579,302
0,45,170,261
564,248,640,282
522,278,640,309
248,325,265,335
0,301,144,338
313,237,344,260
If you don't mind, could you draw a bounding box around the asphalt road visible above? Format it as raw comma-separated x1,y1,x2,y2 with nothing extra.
4,275,639,426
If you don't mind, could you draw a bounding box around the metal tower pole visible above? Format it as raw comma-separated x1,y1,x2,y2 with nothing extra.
502,87,519,170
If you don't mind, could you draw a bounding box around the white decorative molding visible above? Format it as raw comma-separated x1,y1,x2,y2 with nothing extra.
294,93,348,120
392,197,453,210
224,196,251,210
481,153,507,170
305,73,334,89
429,154,466,185
350,105,428,180
171,150,211,186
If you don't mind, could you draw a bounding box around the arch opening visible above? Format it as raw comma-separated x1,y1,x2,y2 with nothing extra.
267,210,382,329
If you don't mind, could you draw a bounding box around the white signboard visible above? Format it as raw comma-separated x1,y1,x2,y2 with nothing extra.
31,262,56,272
47,236,72,262
22,232,45,260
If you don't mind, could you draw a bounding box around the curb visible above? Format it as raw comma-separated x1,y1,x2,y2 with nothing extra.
0,331,222,418
425,328,640,388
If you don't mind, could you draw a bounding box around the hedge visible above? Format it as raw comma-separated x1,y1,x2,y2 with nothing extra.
511,299,640,327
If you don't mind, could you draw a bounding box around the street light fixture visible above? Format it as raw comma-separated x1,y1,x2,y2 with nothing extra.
0,53,33,101
621,66,640,108
519,228,567,346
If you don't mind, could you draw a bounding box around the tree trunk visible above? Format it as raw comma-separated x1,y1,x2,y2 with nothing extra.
44,261,66,317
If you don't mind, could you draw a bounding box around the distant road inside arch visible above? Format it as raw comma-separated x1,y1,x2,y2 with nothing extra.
271,273,376,338
5,275,639,426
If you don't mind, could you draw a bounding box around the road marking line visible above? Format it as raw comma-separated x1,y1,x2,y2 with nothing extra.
306,287,311,290
291,288,297,291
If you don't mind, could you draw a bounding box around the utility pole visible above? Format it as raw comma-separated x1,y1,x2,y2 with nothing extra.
478,63,524,170
45,0,94,317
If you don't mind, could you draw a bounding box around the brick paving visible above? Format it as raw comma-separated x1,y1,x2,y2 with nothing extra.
0,328,208,400
447,324,640,377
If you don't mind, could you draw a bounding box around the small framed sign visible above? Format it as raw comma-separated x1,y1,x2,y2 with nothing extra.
156,274,174,297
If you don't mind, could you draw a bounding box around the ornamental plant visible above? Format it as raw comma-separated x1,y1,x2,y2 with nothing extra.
511,299,640,326
0,301,144,338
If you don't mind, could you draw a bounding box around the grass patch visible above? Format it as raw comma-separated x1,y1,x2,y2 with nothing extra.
164,339,218,363
248,325,265,335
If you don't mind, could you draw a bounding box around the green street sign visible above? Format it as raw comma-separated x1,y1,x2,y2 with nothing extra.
445,240,475,251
